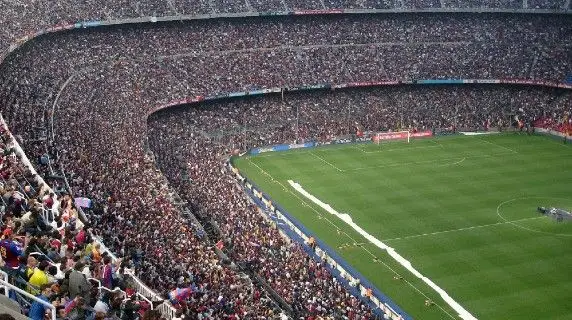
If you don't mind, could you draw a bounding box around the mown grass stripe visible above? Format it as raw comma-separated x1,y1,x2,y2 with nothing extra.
235,134,572,320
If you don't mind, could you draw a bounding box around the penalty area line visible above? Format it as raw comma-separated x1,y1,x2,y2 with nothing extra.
347,152,515,171
437,157,465,167
358,144,442,154
476,137,518,154
309,151,344,172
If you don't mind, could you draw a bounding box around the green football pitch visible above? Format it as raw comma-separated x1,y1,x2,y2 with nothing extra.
234,133,572,320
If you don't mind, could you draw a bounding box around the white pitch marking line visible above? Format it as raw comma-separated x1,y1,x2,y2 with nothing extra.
476,137,518,154
351,144,367,153
289,180,477,320
428,139,446,148
309,151,344,172
382,216,544,241
359,144,442,154
246,158,458,319
348,152,515,171
437,157,466,167
496,197,572,237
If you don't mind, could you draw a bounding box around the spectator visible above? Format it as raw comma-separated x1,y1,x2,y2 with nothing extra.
28,260,50,295
101,256,113,289
89,300,109,320
23,255,38,280
0,229,23,272
28,283,52,320
67,262,92,304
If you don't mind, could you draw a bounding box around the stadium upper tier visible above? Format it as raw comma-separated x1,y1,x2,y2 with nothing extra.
0,8,570,320
0,0,570,61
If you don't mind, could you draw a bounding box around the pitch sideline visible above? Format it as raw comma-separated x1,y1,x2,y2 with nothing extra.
246,158,458,319
288,180,478,320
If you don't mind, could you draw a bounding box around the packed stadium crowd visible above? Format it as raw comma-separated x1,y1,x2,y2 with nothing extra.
0,6,570,320
0,118,171,320
0,0,570,55
147,86,572,149
0,14,570,119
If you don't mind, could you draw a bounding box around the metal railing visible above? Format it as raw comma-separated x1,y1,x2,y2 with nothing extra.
0,270,9,296
88,235,178,318
0,279,56,320
123,270,178,319
0,114,179,318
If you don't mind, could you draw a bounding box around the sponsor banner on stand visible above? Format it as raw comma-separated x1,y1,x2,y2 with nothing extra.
249,146,274,155
500,79,572,89
246,89,266,96
286,84,329,92
460,131,500,136
355,136,371,143
374,132,408,141
258,11,288,16
462,79,500,84
249,142,316,155
293,9,344,15
289,142,316,149
333,138,351,144
81,21,102,28
373,130,432,142
415,79,464,84
262,88,281,94
333,81,401,89
228,91,247,97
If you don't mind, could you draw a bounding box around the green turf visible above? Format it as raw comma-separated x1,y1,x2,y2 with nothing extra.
234,133,572,320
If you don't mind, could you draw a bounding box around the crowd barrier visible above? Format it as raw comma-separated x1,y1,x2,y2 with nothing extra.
0,279,56,319
0,115,51,194
123,270,178,319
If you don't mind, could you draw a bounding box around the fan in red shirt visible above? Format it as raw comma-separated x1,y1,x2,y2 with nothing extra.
43,193,55,209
